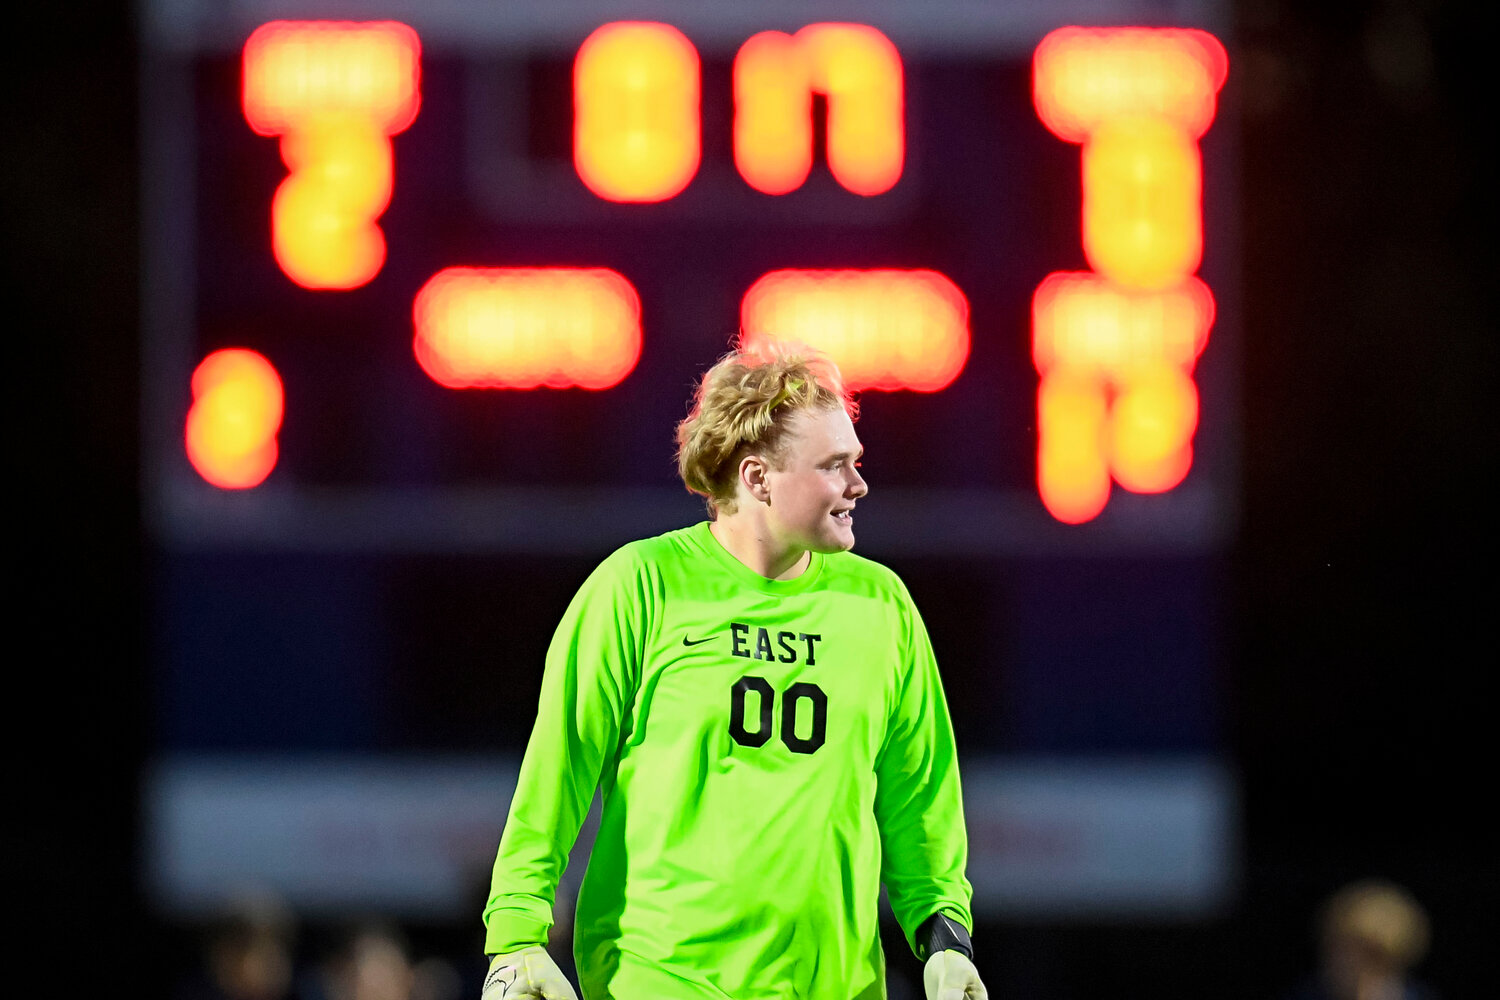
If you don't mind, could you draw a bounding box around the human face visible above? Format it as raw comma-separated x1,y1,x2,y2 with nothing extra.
762,406,868,555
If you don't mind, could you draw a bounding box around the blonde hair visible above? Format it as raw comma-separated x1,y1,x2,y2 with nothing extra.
676,341,857,515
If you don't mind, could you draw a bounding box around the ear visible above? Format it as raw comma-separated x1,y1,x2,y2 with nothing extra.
738,452,773,505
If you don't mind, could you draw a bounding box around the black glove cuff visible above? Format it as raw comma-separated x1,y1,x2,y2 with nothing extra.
917,912,972,961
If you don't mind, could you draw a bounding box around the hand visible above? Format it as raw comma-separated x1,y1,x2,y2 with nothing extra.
482,946,580,1000
923,949,988,1000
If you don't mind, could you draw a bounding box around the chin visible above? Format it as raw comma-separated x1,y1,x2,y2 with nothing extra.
814,530,856,553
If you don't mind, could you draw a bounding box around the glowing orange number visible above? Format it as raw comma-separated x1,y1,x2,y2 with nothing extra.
734,24,903,196
1031,26,1227,523
574,22,701,203
741,269,968,392
413,268,642,390
243,21,421,289
186,349,284,489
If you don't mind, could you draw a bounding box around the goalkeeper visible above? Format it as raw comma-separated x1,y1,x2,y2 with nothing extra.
482,344,986,1000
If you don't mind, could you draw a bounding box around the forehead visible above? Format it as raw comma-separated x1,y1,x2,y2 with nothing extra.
780,406,861,458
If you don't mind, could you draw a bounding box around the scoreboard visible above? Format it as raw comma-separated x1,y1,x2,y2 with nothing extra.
141,0,1236,556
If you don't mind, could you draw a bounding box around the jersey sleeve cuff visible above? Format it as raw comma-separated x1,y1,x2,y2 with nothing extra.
916,910,973,961
483,912,552,957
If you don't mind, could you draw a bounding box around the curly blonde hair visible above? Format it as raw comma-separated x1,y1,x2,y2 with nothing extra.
676,341,857,515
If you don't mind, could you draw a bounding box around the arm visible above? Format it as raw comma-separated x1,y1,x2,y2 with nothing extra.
872,580,975,959
483,549,647,955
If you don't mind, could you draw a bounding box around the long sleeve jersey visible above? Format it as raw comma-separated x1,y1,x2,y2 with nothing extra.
484,522,972,999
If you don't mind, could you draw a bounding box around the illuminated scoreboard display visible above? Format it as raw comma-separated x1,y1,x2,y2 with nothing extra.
141,0,1236,554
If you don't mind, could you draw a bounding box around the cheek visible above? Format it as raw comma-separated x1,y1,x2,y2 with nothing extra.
782,481,830,518
787,484,821,514
812,479,844,510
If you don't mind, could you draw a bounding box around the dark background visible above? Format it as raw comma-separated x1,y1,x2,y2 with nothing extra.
8,0,1491,994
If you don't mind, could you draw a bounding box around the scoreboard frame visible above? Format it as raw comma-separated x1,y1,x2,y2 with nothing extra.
139,0,1239,556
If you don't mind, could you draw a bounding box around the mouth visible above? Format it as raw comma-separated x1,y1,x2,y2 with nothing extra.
831,507,854,524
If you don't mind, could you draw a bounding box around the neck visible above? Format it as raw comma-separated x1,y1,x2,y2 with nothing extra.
708,512,811,581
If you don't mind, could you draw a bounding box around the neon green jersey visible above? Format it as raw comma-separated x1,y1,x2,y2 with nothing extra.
484,522,972,999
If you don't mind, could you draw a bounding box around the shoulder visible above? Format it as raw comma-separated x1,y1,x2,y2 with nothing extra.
821,549,914,604
607,524,703,568
586,524,705,586
560,528,702,628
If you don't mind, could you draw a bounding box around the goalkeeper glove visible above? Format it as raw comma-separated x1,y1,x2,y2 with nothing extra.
482,946,579,1000
923,949,988,1000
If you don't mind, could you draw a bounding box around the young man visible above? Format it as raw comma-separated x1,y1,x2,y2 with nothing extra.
482,347,986,1000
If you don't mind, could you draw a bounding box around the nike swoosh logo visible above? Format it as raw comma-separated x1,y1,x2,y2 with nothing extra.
682,635,715,646
483,966,517,995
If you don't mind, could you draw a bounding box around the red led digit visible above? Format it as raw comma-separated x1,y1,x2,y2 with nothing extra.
185,349,284,489
1032,274,1215,517
574,22,701,203
1031,26,1226,523
741,269,968,392
242,21,421,289
412,268,642,390
734,23,903,196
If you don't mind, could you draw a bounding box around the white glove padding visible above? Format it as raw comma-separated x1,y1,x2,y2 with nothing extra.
482,946,579,1000
923,949,988,1000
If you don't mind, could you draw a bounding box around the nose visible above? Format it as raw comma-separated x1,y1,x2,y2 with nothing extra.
847,464,868,499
